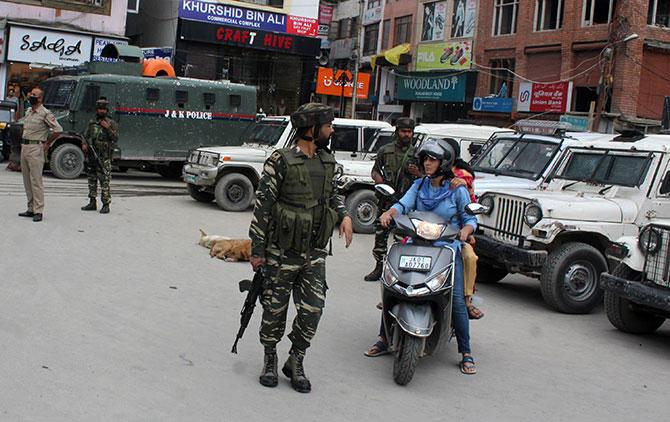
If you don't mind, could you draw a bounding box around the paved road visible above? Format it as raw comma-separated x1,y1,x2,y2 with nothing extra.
0,167,668,421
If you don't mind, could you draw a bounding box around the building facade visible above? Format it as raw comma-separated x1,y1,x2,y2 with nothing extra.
0,0,129,114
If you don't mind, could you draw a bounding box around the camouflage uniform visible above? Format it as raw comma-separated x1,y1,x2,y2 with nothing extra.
370,136,418,262
84,115,118,205
249,146,348,357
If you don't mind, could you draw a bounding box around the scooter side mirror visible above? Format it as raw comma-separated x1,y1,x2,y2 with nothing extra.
465,203,490,215
375,183,396,197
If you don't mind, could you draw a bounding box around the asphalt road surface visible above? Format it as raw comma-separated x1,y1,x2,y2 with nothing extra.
0,165,668,421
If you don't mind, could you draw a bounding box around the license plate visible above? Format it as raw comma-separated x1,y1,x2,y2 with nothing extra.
398,255,431,271
184,174,197,184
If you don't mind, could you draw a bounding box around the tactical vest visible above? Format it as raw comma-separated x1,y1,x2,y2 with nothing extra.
381,141,415,195
270,148,339,255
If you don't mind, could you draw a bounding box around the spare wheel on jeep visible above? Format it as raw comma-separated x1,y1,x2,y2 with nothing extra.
345,189,378,234
215,173,254,211
540,242,607,314
604,264,665,334
50,143,85,179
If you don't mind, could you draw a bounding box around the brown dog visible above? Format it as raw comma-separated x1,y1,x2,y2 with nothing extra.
209,238,252,262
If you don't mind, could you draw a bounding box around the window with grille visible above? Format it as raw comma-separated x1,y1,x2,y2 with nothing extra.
203,93,216,109
394,15,412,45
648,0,670,27
175,90,188,107
583,0,616,26
381,19,391,50
493,0,519,35
363,23,380,56
535,0,563,31
489,58,515,97
146,88,160,103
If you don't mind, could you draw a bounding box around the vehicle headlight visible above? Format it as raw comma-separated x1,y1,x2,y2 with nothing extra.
425,268,452,291
382,263,399,286
478,195,494,215
412,219,445,240
524,204,542,227
639,228,661,254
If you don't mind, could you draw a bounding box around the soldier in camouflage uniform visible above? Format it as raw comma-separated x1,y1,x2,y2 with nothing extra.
81,98,118,214
249,103,353,393
363,117,421,281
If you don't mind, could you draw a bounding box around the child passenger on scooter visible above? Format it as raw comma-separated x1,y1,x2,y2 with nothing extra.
365,138,478,375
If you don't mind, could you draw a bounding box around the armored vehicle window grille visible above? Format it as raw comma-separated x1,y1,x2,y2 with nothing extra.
230,95,242,107
43,80,77,109
643,225,670,288
175,90,188,107
81,85,100,111
146,88,160,103
492,197,527,244
559,150,652,187
203,93,216,109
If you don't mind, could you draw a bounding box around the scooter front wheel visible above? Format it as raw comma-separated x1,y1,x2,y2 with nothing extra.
393,332,422,386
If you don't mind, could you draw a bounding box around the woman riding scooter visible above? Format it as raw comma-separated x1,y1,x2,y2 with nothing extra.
365,138,478,375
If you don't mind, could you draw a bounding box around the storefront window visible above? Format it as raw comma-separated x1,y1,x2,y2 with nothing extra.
6,62,53,117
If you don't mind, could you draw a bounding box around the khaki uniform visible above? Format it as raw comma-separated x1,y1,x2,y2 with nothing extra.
21,105,62,214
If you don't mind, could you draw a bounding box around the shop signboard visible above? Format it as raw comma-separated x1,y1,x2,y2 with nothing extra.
396,73,466,102
318,24,330,38
315,67,370,99
416,41,471,71
473,97,513,113
92,37,128,62
178,0,318,37
319,4,334,25
560,115,590,131
517,81,573,113
7,26,93,66
362,1,383,25
180,19,321,57
421,1,446,42
142,47,173,61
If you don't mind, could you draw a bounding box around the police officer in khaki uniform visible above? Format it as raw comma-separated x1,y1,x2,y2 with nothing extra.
18,87,62,222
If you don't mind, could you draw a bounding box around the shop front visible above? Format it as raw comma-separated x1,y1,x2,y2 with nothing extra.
396,71,476,123
175,1,320,115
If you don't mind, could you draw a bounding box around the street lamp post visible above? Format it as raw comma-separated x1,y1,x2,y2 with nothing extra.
351,0,365,119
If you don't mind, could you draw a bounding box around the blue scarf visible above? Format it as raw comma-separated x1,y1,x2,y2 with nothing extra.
417,177,456,210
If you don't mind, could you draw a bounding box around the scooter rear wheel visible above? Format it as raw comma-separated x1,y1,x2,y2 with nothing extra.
393,332,422,386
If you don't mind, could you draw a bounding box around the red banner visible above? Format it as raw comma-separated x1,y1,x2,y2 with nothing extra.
287,16,318,37
517,81,573,113
319,5,334,25
315,67,370,99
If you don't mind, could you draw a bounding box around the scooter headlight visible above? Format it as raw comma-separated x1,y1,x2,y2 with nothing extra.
425,267,453,291
412,219,445,240
382,263,399,286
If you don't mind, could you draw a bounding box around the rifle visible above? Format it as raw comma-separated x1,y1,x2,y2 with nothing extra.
84,140,111,181
231,268,264,354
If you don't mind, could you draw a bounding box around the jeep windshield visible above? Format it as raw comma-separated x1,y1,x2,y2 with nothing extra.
240,120,289,146
555,149,652,188
472,137,559,180
42,80,77,110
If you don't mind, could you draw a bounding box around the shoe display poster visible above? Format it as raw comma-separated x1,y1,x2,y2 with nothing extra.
416,41,472,71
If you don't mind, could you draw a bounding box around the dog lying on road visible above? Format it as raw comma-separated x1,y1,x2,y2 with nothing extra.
198,229,252,262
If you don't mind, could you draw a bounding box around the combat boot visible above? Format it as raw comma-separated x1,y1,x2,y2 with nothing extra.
99,204,110,214
282,353,311,393
81,199,96,211
259,347,278,387
364,261,383,281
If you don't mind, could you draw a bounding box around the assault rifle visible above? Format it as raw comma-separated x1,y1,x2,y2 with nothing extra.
84,140,111,180
231,269,264,354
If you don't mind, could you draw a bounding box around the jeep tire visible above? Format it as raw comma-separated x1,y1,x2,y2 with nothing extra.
50,143,85,179
215,173,254,212
540,242,607,314
476,262,508,284
345,189,378,234
188,183,215,203
604,264,665,334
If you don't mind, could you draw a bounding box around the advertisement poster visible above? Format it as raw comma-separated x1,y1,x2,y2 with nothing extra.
452,0,476,38
315,67,370,99
319,4,333,25
179,0,318,37
517,81,573,113
396,74,466,102
416,41,471,70
421,1,446,42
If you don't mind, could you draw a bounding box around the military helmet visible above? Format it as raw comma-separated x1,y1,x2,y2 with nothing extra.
417,138,455,177
395,117,415,130
95,97,109,109
290,103,334,129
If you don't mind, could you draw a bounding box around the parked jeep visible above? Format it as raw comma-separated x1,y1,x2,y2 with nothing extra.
338,124,513,233
472,133,670,314
601,223,670,333
182,116,390,216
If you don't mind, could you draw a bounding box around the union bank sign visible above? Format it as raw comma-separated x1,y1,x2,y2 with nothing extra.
396,74,467,102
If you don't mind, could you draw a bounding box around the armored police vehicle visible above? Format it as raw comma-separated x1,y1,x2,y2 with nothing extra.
473,132,670,314
32,44,256,179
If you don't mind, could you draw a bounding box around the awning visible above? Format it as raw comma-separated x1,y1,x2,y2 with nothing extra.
371,43,411,69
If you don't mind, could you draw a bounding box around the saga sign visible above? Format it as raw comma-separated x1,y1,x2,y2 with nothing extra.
396,74,466,102
8,26,93,66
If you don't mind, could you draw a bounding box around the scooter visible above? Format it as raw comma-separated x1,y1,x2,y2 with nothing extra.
375,184,484,385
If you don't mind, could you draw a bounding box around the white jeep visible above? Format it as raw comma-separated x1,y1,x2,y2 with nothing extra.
601,222,670,333
472,133,670,314
182,116,390,215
